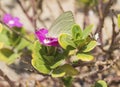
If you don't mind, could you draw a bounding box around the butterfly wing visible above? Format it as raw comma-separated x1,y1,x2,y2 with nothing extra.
48,11,75,37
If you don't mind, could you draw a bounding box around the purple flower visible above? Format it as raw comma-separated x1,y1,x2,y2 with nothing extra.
35,28,59,46
3,14,23,28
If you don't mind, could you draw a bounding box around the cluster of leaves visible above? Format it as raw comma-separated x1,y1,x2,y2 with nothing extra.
0,24,34,64
32,24,97,77
59,24,97,61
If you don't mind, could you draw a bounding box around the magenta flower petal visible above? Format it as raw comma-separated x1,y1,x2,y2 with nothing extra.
3,14,12,23
47,38,59,46
35,28,59,47
3,14,23,28
35,28,48,44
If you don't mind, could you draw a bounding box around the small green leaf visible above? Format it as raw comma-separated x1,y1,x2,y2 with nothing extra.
58,34,76,49
0,48,14,57
94,80,108,87
74,39,86,47
0,52,8,62
50,60,63,69
32,58,51,74
82,25,93,39
9,33,21,47
72,24,82,40
76,53,94,61
0,30,10,46
117,14,120,28
62,64,79,76
16,38,30,51
52,64,78,77
0,48,20,64
16,32,34,51
0,48,13,63
82,40,97,52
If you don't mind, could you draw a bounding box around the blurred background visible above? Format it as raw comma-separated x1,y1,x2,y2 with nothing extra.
0,0,120,87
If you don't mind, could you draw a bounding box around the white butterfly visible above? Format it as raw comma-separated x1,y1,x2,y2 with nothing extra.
47,11,75,37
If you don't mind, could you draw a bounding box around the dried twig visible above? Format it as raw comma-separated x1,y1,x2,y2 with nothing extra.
17,0,35,30
95,0,114,45
31,0,37,30
109,15,116,52
45,0,55,20
56,0,64,12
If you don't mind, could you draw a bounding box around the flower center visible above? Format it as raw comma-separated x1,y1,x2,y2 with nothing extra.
8,20,15,25
43,39,50,44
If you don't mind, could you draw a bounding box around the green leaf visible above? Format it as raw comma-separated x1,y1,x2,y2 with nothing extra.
48,11,75,37
9,27,26,47
15,29,32,51
0,52,8,62
50,51,67,69
50,60,63,69
74,39,86,48
82,25,93,39
9,33,21,47
16,38,30,51
43,54,65,69
0,30,10,46
61,64,79,76
31,41,51,74
72,24,82,40
94,80,108,87
0,48,14,57
32,41,46,65
76,53,94,61
58,34,76,49
82,40,97,52
117,14,120,28
0,48,20,64
43,55,61,68
52,64,78,77
32,58,51,74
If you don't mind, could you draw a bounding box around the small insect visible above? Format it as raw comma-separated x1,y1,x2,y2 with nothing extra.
47,11,75,37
